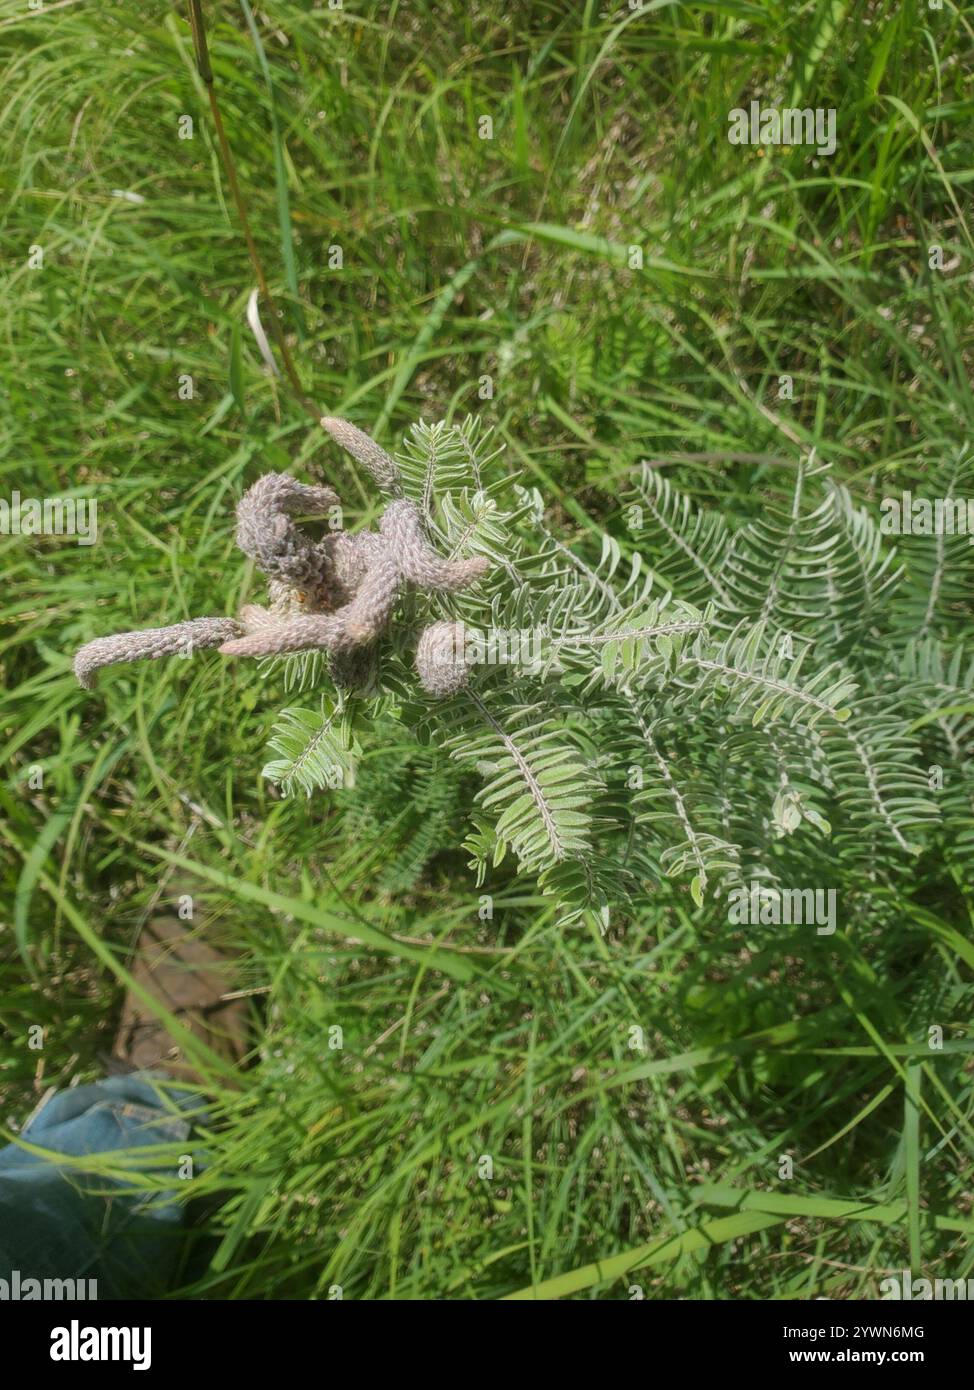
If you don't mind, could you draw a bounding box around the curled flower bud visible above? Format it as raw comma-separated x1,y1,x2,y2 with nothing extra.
415,620,471,698
234,473,340,590
74,617,242,689
73,425,489,693
320,416,403,497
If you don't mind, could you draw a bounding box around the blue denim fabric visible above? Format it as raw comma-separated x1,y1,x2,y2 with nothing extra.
0,1074,202,1299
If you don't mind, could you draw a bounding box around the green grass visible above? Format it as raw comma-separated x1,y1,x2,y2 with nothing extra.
1,0,973,1298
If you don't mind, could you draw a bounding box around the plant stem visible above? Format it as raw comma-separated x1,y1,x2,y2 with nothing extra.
186,0,320,426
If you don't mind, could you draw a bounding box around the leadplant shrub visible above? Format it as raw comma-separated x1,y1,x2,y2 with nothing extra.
263,428,973,927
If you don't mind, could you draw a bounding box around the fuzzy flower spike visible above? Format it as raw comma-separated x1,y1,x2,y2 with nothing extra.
73,419,488,697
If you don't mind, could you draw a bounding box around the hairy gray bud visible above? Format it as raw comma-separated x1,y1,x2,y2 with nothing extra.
415,620,470,698
74,617,242,689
